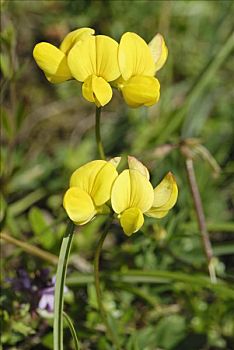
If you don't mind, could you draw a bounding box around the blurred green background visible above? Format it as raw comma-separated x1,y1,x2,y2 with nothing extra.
1,1,234,349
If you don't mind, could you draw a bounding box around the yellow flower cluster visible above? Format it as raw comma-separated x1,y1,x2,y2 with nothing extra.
33,27,168,108
63,157,178,236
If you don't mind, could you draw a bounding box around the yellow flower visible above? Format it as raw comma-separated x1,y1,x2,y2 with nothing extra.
67,35,120,107
111,157,178,236
63,158,120,225
146,172,178,219
148,33,168,73
117,32,168,108
33,27,95,83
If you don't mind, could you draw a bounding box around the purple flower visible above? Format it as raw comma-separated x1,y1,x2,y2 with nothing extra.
6,268,55,312
38,276,68,313
38,286,55,312
9,269,32,291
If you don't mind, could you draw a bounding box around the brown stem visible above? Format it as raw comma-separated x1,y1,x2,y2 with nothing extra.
0,232,58,265
185,158,217,283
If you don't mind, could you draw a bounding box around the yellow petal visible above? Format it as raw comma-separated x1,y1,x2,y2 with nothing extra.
95,35,120,81
121,75,160,108
68,35,120,83
82,75,113,107
68,36,96,81
120,207,144,236
90,162,118,206
45,73,69,84
82,75,95,103
109,157,121,168
111,170,154,214
148,33,168,72
70,160,118,206
145,172,178,219
145,209,169,219
152,172,178,210
92,76,113,107
118,32,155,81
128,156,150,180
63,187,96,224
33,42,71,83
60,27,95,54
111,170,130,213
70,160,107,193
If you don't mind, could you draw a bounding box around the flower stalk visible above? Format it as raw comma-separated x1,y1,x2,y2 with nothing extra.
94,219,121,349
95,107,105,160
54,220,75,350
94,106,120,348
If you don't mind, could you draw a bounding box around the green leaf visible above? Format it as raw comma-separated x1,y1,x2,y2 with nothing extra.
0,194,7,226
10,189,46,216
127,326,158,350
155,315,186,349
0,108,13,138
213,244,234,256
0,53,12,78
66,270,234,300
15,100,27,130
0,25,15,48
208,222,234,233
29,207,47,235
63,312,80,350
28,207,54,249
54,221,74,350
12,321,35,336
42,332,53,349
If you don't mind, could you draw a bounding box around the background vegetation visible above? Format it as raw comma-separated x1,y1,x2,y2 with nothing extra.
1,1,234,349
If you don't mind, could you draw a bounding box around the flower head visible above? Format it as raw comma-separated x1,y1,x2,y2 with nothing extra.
116,32,168,108
111,157,178,236
68,35,120,107
63,158,121,225
33,27,95,83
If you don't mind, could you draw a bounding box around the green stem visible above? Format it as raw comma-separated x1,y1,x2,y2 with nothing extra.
54,220,75,350
95,107,105,160
94,219,121,349
63,311,80,350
